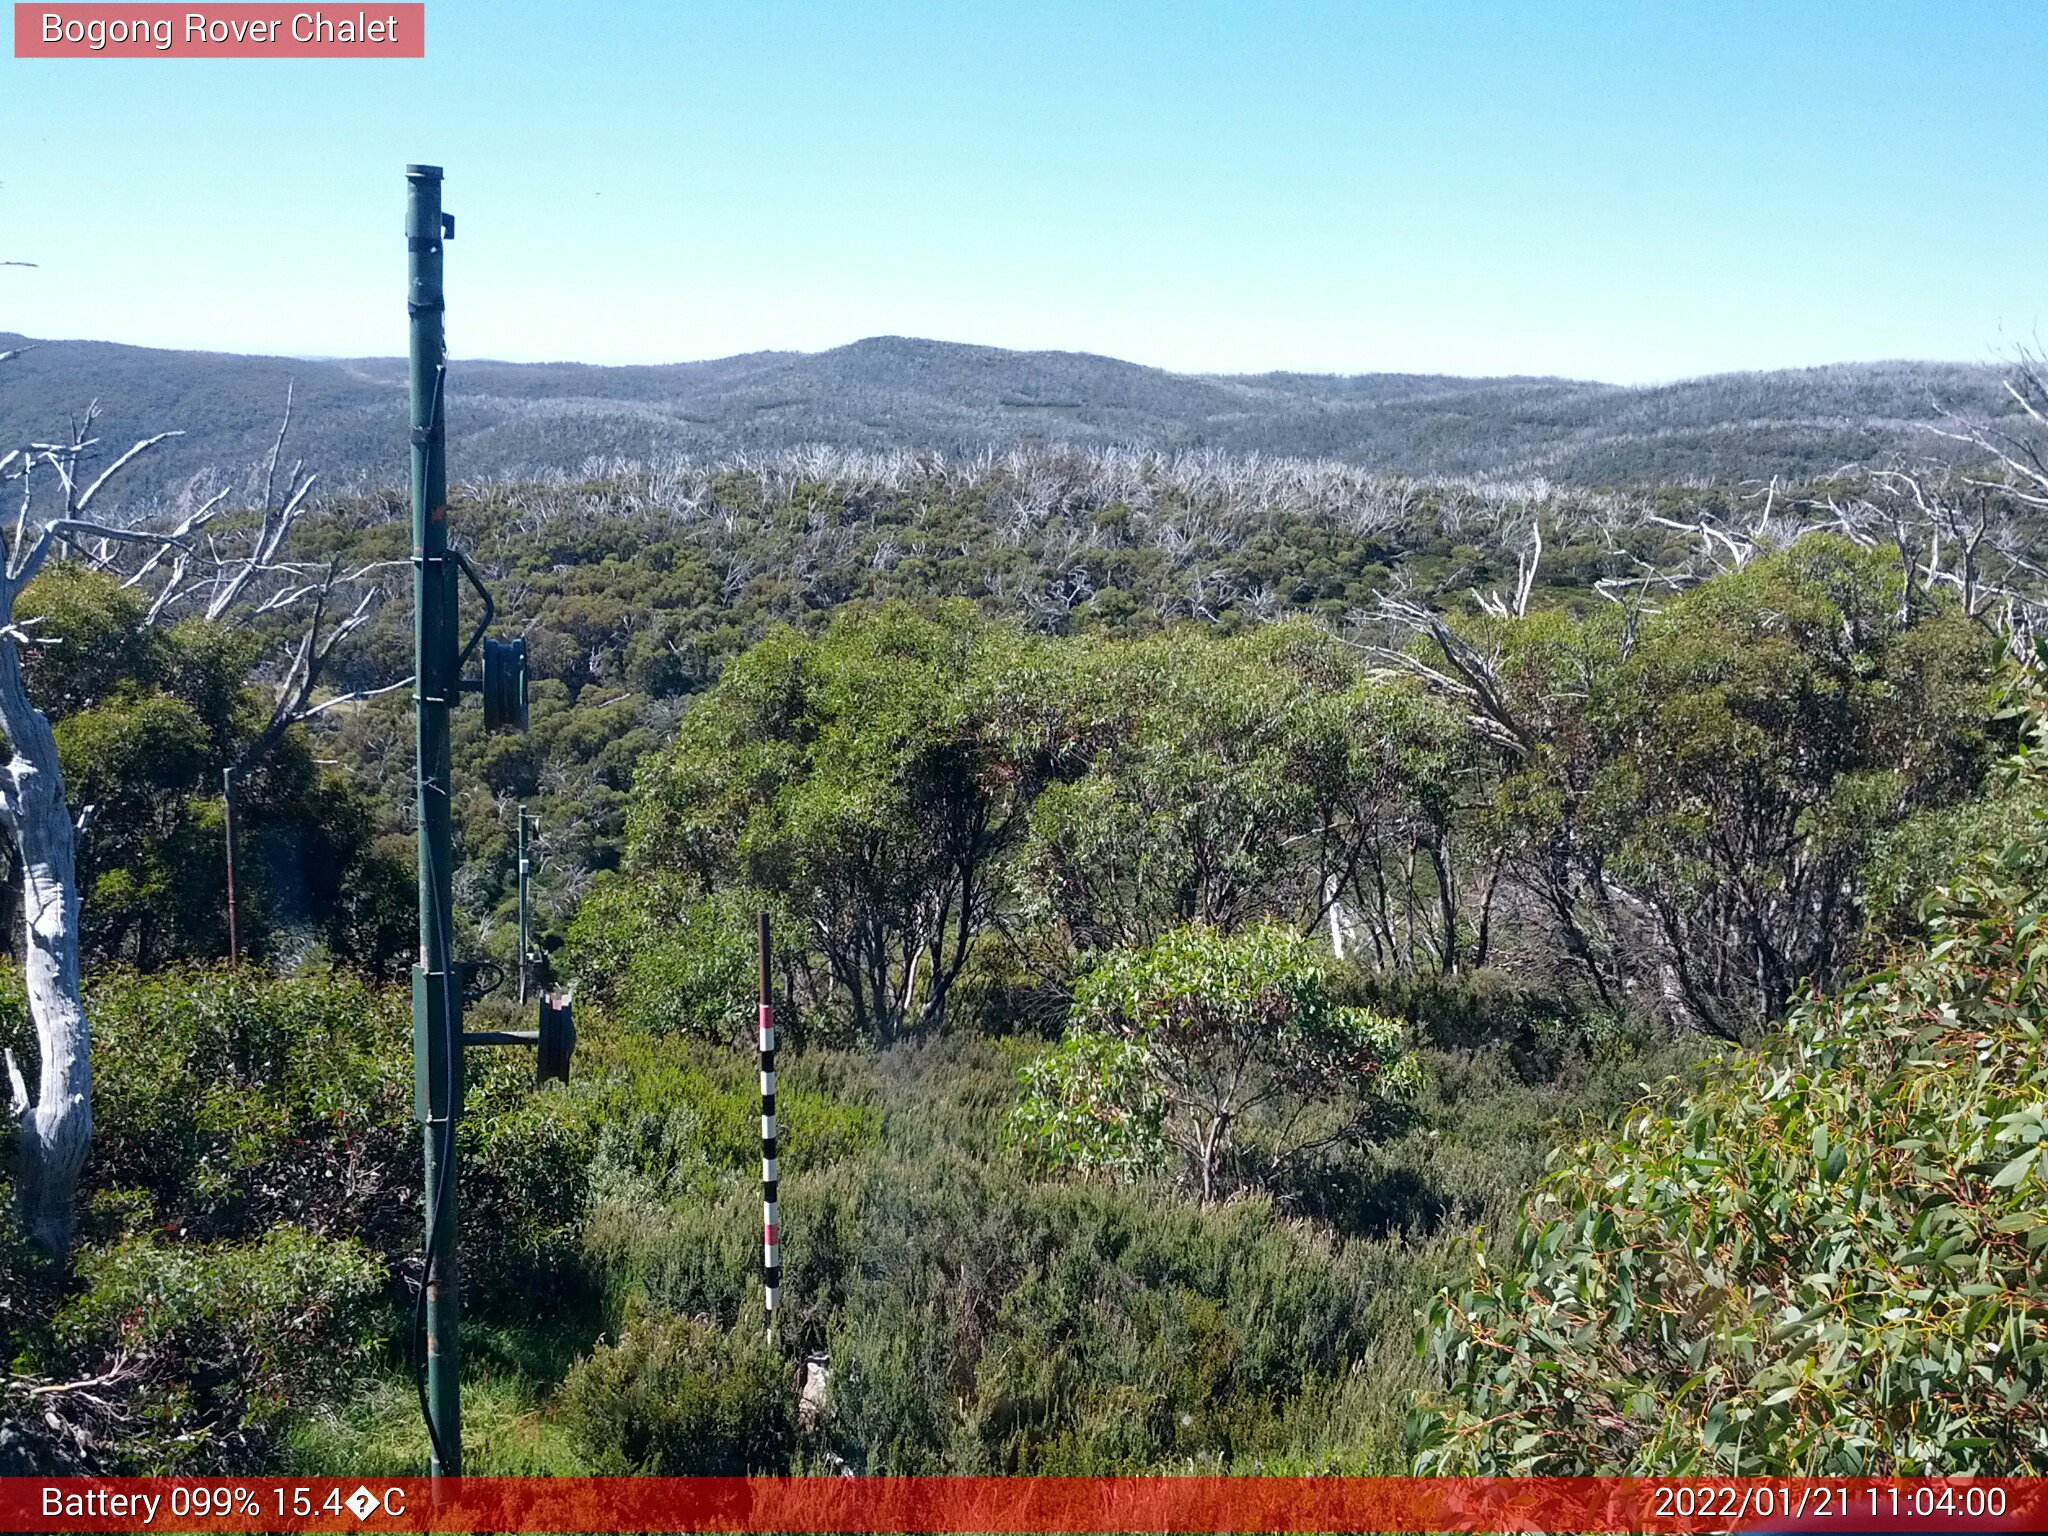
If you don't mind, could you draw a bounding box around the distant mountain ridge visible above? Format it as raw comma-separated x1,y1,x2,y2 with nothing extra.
0,331,2008,503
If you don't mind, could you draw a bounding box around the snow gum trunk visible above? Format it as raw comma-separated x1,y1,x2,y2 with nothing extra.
0,631,90,1256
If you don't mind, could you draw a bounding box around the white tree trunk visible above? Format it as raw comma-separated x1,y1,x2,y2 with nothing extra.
0,390,260,1259
0,625,90,1257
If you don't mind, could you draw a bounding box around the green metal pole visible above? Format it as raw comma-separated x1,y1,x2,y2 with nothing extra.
407,163,462,1479
221,767,239,964
517,806,530,1005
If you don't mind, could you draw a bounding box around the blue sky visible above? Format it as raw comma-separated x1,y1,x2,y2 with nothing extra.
0,1,2040,382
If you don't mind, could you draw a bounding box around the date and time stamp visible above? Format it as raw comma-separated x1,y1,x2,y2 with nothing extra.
1646,1478,2014,1525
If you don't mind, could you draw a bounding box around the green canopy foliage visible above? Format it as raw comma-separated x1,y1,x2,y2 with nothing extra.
1402,536,2000,1035
605,610,1499,1045
623,601,1036,1044
283,453,2032,1003
1017,923,1419,1200
1414,695,2048,1473
603,536,1994,1054
281,463,1815,965
5,565,410,973
1016,625,1474,958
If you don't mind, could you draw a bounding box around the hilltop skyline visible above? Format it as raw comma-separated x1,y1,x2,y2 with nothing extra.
0,327,2008,503
0,322,2014,388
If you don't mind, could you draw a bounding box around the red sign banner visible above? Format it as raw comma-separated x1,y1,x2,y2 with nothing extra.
0,1476,2041,1533
13,4,423,57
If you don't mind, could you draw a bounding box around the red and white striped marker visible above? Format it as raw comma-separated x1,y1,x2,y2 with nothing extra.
757,912,780,1342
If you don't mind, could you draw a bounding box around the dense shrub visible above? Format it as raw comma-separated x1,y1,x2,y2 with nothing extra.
560,1309,793,1474
1016,924,1420,1200
458,1051,598,1313
573,1036,1418,1474
54,1227,385,1470
14,966,415,1251
1415,718,2048,1473
814,1159,1416,1473
0,965,611,1472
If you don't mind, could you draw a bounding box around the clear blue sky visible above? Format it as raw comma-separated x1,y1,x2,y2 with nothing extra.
1,1,2040,382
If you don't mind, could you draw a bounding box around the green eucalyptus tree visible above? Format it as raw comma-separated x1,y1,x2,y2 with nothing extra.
1016,922,1419,1201
629,601,1034,1044
1384,534,1999,1038
1017,623,1465,961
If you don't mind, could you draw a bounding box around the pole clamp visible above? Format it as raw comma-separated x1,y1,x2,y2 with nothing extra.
407,298,445,316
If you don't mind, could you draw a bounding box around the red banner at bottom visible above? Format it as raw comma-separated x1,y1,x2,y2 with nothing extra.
6,1476,2042,1533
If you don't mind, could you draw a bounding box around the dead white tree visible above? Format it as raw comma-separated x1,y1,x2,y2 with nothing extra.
1366,590,1531,757
0,404,187,1254
1900,350,2048,648
1476,513,1544,619
1815,468,2048,652
0,378,401,1255
1939,348,2048,510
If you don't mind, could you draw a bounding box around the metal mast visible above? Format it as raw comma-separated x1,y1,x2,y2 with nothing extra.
403,160,553,1483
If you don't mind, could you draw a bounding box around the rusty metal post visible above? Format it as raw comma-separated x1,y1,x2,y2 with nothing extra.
222,767,239,964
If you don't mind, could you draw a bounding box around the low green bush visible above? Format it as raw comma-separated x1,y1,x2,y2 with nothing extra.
1015,924,1420,1200
797,1156,1403,1473
559,1308,792,1473
55,1227,385,1470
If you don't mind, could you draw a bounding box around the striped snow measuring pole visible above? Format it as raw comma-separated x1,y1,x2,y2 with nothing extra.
758,911,780,1343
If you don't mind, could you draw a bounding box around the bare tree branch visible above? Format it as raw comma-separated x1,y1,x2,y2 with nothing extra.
73,432,183,516
8,518,190,589
1366,594,1532,756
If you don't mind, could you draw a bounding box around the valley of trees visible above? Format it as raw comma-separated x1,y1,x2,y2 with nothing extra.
4,354,2048,1475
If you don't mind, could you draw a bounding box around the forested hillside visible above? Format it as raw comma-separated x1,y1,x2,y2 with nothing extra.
5,356,2048,1474
0,332,2010,502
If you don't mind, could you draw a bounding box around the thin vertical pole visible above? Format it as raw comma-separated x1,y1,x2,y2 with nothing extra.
408,162,462,1480
221,767,239,965
758,911,779,1344
517,806,530,1005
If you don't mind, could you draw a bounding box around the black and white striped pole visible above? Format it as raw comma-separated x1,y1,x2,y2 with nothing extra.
758,911,780,1345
